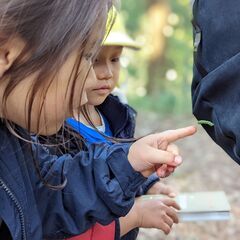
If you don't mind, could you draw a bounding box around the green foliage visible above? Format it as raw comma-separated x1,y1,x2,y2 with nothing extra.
128,91,192,115
121,0,193,115
121,1,146,34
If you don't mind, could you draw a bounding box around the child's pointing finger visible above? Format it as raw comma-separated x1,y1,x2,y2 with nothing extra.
160,126,197,143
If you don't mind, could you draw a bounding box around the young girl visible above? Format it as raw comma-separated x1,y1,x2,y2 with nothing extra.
0,1,196,239
66,14,181,240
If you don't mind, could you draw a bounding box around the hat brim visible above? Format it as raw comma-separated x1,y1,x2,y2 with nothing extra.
103,32,142,50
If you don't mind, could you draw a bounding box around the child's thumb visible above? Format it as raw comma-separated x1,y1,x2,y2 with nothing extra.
148,147,182,166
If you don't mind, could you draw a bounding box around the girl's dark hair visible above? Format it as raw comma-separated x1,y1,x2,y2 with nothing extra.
0,0,115,131
0,0,116,189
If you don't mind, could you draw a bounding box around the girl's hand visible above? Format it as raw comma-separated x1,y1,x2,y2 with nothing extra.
120,197,180,236
146,182,177,198
155,143,179,178
128,126,196,177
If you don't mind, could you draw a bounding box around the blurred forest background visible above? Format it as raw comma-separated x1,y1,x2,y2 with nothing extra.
119,1,240,240
121,0,192,114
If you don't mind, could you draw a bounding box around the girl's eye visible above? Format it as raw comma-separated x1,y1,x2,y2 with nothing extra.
111,57,120,63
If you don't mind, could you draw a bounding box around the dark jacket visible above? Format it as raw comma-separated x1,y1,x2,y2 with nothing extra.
0,120,146,240
192,0,240,165
98,95,160,240
98,95,160,197
37,94,159,240
98,94,137,139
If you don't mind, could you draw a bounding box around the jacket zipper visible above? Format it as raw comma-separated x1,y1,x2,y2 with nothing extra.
0,177,26,240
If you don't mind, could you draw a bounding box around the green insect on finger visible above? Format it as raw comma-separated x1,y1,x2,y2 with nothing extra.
197,120,214,127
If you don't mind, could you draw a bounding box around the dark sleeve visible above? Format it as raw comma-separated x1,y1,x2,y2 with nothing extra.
191,0,240,166
33,142,146,239
114,219,121,240
0,221,12,240
135,173,160,196
120,227,139,240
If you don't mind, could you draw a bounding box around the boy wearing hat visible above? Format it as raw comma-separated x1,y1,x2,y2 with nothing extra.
67,12,178,240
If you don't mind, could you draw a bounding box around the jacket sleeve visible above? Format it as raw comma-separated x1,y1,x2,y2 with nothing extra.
32,142,146,239
135,173,160,196
120,228,139,240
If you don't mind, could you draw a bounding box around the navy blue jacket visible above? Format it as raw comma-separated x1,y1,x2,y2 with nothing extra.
47,95,159,240
98,95,160,197
36,95,159,240
191,0,240,165
0,120,146,240
98,95,160,240
97,94,137,139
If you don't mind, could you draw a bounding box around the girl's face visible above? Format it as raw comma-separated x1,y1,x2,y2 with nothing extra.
31,52,95,135
88,46,123,106
0,38,96,135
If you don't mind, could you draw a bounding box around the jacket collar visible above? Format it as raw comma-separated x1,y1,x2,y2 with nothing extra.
97,95,129,137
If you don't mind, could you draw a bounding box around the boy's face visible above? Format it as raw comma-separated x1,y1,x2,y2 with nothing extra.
87,46,123,106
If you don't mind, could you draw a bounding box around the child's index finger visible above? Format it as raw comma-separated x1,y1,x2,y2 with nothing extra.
162,126,197,143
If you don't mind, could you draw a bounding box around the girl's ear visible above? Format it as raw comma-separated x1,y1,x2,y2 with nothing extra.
0,37,25,78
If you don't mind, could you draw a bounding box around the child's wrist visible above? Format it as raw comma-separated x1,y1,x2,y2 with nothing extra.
131,199,142,228
119,208,139,237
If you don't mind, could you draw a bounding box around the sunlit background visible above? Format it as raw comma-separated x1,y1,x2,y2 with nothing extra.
121,0,193,114
119,1,240,240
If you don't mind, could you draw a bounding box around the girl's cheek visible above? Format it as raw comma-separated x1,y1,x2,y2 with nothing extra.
85,67,97,89
72,89,88,110
81,90,88,105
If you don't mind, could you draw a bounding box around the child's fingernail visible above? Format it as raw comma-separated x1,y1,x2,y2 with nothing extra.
169,193,177,198
174,155,182,164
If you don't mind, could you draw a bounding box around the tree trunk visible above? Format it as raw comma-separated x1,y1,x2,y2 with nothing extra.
144,0,170,95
